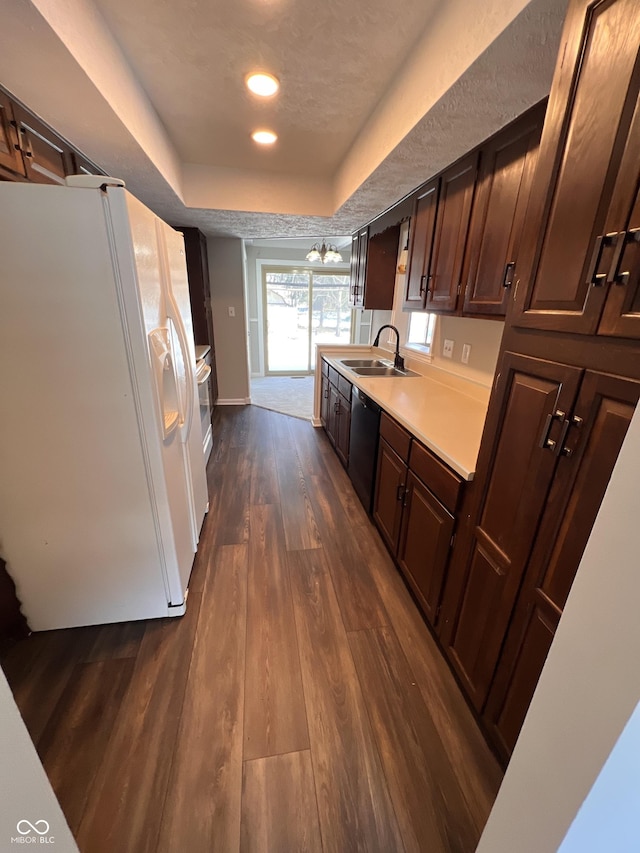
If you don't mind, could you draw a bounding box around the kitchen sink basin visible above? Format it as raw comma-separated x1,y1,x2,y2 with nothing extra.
340,358,389,367
351,366,420,377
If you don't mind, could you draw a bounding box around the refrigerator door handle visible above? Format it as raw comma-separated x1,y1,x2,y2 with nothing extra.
148,327,180,439
166,294,195,444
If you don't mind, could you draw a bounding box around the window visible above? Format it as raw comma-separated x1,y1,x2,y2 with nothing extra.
406,312,436,354
262,267,353,373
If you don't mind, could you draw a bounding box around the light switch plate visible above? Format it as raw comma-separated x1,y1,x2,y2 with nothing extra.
443,339,454,359
462,343,471,364
228,306,236,317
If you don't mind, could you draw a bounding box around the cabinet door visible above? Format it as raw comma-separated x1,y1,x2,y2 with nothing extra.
425,153,478,313
596,102,640,338
462,103,545,317
335,392,351,468
0,91,26,178
72,151,104,177
12,103,75,185
320,373,331,428
373,438,407,554
362,224,400,310
445,353,582,709
512,0,640,333
484,371,640,759
349,233,359,304
403,179,439,310
397,471,454,625
326,383,340,446
352,228,368,309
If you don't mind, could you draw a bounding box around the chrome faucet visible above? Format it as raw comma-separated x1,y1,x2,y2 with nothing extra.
373,324,405,371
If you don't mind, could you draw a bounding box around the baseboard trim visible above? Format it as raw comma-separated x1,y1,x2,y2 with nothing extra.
217,398,251,406
311,417,322,427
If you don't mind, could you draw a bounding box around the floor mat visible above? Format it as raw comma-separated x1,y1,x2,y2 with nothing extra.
250,375,315,420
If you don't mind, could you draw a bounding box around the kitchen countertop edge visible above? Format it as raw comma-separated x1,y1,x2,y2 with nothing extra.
315,346,490,481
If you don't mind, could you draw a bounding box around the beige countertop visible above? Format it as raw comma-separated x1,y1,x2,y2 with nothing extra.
315,346,491,481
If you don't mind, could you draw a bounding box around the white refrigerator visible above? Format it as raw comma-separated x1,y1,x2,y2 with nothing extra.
0,177,209,631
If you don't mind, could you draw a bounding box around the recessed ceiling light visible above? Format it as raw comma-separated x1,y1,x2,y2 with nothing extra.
252,130,277,145
246,72,280,97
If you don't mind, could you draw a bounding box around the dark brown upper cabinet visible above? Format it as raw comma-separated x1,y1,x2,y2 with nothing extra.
425,152,478,313
72,151,105,177
11,102,76,185
349,227,368,308
512,0,640,339
349,224,399,310
403,154,477,314
0,91,26,179
403,179,439,310
462,102,545,317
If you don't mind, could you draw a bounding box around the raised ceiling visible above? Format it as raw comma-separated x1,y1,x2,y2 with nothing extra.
0,0,569,237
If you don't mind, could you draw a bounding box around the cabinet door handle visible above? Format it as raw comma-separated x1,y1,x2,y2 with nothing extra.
502,261,516,288
560,415,583,457
419,274,427,295
402,488,409,508
555,417,571,456
538,409,565,451
334,402,340,414
323,388,329,399
608,228,640,286
396,484,405,502
586,232,618,286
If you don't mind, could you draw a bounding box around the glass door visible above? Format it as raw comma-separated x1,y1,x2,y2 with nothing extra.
263,268,352,373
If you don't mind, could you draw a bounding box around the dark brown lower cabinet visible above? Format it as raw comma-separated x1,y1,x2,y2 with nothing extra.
442,352,583,711
373,438,407,553
373,412,462,626
334,389,351,468
320,360,351,468
441,352,639,762
397,471,454,624
483,370,640,760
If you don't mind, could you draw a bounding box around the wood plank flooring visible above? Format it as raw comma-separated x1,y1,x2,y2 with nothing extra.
0,404,502,852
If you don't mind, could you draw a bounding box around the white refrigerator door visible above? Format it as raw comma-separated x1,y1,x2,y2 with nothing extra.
118,191,196,602
157,220,209,544
0,183,176,629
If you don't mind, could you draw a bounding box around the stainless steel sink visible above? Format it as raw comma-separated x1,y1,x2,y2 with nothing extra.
351,366,419,377
340,358,389,367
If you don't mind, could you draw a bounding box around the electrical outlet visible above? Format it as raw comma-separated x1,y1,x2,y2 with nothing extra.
228,306,236,317
443,339,454,359
462,343,471,364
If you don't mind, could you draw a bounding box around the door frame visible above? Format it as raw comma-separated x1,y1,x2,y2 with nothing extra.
258,261,353,376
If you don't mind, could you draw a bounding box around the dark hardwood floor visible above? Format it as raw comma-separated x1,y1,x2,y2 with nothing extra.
0,405,502,852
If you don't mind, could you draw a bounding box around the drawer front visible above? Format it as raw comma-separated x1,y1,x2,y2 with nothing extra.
380,412,411,463
409,440,462,512
328,365,340,387
338,374,352,400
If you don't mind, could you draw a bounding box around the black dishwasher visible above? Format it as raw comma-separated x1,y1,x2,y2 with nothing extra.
348,387,381,514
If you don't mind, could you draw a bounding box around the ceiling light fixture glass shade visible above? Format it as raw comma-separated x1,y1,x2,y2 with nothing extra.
246,72,280,97
252,129,278,145
306,241,343,264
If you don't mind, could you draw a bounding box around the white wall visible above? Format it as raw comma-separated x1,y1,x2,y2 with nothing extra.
0,668,79,850
430,315,504,388
477,404,640,853
207,237,250,404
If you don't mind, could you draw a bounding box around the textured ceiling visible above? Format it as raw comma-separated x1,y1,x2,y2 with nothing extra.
0,0,569,238
92,0,441,177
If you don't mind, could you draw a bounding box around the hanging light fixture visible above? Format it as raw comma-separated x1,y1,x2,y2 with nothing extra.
305,240,343,264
